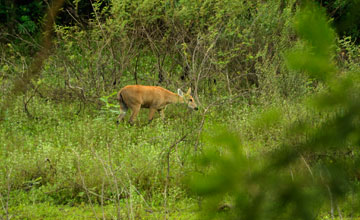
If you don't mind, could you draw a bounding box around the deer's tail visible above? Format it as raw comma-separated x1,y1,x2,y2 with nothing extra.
117,90,128,111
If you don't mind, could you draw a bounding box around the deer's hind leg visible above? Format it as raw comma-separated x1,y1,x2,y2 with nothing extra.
129,104,141,125
117,101,128,124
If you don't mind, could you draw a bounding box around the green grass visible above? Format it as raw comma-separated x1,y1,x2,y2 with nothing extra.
0,95,202,218
9,200,198,219
0,92,312,219
2,90,355,219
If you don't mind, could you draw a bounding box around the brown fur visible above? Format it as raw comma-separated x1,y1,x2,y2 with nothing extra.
117,85,198,124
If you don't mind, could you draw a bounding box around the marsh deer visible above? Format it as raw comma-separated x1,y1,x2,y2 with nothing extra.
116,85,198,124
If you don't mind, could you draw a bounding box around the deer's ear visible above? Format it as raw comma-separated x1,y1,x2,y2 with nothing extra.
177,89,184,97
186,88,191,95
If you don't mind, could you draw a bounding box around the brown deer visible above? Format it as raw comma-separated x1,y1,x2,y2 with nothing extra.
116,85,198,124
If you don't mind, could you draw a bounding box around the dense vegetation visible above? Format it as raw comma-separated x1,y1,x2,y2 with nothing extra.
1,0,360,219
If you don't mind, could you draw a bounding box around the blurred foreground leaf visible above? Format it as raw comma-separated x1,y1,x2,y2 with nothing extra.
190,2,360,219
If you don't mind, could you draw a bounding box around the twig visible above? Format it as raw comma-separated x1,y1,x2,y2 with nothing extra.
337,203,343,220
0,168,12,220
300,154,314,181
103,142,122,219
23,91,36,119
75,152,99,220
327,185,334,220
163,132,190,219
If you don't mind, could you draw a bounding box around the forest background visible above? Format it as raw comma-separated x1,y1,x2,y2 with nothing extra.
1,0,360,219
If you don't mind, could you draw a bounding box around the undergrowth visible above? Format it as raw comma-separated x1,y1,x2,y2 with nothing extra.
0,89,313,219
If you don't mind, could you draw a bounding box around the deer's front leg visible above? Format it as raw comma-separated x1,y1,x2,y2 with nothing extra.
148,108,157,122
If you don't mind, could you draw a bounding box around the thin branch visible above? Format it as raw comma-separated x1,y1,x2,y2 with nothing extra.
327,185,334,220
163,132,190,219
300,154,314,181
75,152,99,220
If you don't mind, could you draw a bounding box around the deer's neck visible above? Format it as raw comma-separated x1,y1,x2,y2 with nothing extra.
167,92,184,104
